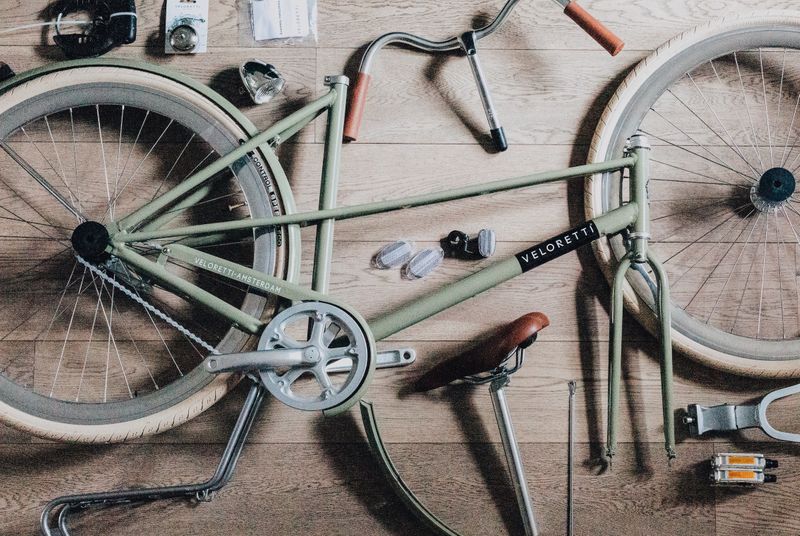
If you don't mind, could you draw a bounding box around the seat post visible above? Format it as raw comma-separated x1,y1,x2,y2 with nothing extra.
490,374,539,536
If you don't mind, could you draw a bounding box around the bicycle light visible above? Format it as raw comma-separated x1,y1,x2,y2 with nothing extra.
240,60,286,105
403,247,443,280
373,240,414,269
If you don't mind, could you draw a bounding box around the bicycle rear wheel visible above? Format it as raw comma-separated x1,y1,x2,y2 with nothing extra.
0,63,296,441
587,12,800,377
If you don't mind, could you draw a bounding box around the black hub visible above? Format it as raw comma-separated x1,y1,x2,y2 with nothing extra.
71,221,110,261
757,167,795,203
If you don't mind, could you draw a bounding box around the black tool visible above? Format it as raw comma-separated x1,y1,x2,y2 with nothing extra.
52,0,137,58
441,229,496,260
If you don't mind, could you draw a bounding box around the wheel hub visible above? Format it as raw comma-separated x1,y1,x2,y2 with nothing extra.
751,167,795,212
71,221,110,261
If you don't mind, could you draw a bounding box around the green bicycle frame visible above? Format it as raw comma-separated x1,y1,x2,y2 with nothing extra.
103,76,673,460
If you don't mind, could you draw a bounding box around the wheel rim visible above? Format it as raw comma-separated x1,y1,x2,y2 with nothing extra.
595,23,800,361
0,71,281,420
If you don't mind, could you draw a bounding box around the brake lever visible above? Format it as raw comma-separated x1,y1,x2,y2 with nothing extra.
685,383,800,442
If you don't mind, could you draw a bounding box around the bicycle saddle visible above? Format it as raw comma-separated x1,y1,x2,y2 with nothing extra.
413,312,549,391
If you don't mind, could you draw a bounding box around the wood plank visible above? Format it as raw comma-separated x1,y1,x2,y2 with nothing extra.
0,441,717,536
0,47,318,143
714,441,800,536
316,47,645,145
1,0,794,52
16,338,787,447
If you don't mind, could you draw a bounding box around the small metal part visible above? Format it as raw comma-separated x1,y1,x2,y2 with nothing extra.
442,229,496,260
685,382,800,443
257,302,371,412
203,347,314,373
627,132,651,151
567,380,576,536
711,453,778,471
373,240,414,269
402,247,444,279
324,75,350,87
457,30,507,151
711,469,777,486
490,376,539,536
240,59,286,104
169,23,199,52
327,347,416,374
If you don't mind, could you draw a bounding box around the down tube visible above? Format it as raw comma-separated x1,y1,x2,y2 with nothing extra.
368,203,637,341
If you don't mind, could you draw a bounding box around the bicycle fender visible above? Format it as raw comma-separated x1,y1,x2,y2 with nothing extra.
359,400,463,536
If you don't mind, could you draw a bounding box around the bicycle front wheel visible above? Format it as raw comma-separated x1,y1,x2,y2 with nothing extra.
587,12,800,377
0,62,296,441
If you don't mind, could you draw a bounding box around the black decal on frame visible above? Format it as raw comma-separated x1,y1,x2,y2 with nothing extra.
515,221,600,272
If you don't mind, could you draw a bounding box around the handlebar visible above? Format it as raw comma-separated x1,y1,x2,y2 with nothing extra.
343,0,624,143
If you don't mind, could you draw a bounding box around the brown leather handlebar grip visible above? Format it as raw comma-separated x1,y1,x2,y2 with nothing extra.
343,72,372,142
564,1,624,56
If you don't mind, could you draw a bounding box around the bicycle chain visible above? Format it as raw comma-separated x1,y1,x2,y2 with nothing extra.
75,254,220,355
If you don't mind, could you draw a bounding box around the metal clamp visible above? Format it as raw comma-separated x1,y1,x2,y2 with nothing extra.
685,383,800,443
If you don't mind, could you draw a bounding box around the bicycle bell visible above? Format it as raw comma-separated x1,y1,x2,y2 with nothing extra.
240,60,286,104
167,15,204,52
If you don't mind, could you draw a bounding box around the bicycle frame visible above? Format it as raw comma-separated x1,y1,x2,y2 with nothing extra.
104,76,674,459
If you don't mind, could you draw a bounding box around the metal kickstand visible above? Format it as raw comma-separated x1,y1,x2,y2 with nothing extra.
40,378,267,536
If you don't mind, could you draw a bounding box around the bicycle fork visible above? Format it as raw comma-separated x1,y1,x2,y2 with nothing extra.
606,133,676,463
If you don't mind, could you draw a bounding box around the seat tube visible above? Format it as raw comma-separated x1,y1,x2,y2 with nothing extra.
312,76,349,293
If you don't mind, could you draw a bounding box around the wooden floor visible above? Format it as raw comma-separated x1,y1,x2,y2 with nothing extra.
3,0,800,534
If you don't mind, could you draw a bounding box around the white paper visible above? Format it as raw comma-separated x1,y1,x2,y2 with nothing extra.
252,0,310,41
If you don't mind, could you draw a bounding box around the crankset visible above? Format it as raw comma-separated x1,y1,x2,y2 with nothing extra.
203,302,400,413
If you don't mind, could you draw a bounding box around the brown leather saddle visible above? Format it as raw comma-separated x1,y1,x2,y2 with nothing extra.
413,312,550,391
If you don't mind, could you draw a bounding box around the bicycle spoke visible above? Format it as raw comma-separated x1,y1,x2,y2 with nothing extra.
49,266,89,398
96,105,113,219
730,210,768,333
734,51,766,172
650,157,749,189
0,140,86,223
758,49,775,168
709,58,765,172
774,210,787,339
660,201,750,252
641,130,755,182
670,207,755,290
684,73,760,177
702,212,761,320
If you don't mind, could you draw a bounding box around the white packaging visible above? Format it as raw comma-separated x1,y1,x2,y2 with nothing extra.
165,0,209,54
250,0,317,44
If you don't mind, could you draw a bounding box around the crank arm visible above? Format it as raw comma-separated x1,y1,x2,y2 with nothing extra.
327,348,416,374
204,348,314,373
685,382,800,443
205,348,416,375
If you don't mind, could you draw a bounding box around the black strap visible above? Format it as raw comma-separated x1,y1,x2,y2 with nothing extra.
53,0,137,58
